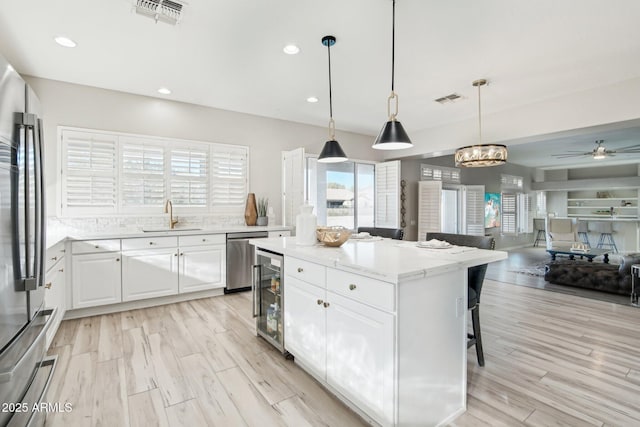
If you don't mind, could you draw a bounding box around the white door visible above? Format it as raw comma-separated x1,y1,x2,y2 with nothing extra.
72,252,122,308
284,276,327,378
418,180,443,240
282,147,305,227
179,245,226,293
122,248,179,301
326,292,394,426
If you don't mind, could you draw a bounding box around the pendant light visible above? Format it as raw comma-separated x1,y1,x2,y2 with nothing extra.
372,0,413,150
318,35,347,163
454,79,507,167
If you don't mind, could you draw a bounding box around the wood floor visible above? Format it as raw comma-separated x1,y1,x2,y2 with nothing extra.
45,279,640,427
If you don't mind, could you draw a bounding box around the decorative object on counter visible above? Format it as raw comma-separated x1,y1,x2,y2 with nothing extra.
257,197,269,226
570,242,590,253
318,35,347,163
454,79,508,167
400,179,407,228
244,193,258,226
316,226,352,247
295,204,317,246
372,0,413,151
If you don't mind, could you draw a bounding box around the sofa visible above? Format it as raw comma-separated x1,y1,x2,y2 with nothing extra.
544,254,640,295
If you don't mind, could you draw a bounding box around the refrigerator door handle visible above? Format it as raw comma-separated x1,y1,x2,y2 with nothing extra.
34,118,45,286
252,264,260,318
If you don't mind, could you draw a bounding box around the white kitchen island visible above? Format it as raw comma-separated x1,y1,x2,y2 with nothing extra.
250,237,507,427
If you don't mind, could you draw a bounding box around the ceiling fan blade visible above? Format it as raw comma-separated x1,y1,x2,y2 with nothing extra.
551,153,589,158
613,144,640,152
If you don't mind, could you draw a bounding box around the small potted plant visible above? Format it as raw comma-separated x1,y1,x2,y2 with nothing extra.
257,197,269,226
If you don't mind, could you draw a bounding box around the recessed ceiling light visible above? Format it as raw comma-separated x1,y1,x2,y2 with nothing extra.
157,87,171,95
306,96,319,103
283,44,300,55
54,36,77,48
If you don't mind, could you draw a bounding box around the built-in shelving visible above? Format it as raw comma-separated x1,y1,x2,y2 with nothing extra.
566,190,639,219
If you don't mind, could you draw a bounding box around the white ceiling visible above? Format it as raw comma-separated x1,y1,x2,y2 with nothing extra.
1,0,640,152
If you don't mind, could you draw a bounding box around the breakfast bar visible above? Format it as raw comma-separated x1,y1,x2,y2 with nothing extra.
250,237,507,427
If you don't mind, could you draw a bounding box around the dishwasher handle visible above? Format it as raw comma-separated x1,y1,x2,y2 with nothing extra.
252,264,261,318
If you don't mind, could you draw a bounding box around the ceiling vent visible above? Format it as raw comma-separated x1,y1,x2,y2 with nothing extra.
434,93,463,104
134,0,185,25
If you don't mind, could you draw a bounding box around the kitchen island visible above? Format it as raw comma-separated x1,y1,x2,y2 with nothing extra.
250,237,507,427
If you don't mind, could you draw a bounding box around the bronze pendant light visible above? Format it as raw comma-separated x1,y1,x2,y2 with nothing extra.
372,0,413,150
318,35,348,163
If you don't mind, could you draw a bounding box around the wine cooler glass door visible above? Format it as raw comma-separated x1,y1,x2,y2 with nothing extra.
254,249,284,352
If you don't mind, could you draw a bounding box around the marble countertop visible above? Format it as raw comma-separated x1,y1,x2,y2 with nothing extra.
250,237,508,284
46,225,291,249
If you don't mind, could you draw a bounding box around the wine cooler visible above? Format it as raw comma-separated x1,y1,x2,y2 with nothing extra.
252,248,285,352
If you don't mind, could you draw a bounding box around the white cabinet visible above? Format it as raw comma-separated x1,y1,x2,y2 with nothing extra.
284,276,326,378
72,251,122,309
122,247,179,301
284,256,394,427
179,245,226,293
44,243,66,348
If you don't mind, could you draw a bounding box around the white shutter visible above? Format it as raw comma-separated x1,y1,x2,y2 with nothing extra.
375,161,400,228
211,146,248,214
170,145,208,207
418,180,442,240
62,130,117,215
502,192,517,234
120,137,165,211
464,185,485,236
282,148,305,227
517,193,531,233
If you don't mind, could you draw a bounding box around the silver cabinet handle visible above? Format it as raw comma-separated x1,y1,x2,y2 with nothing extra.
202,238,207,242
50,256,57,261
174,253,178,257
317,299,323,305
252,264,261,318
180,253,184,256
349,284,356,291
149,242,155,245
323,302,330,308
95,245,100,249
297,267,303,273
115,258,120,262
58,268,64,273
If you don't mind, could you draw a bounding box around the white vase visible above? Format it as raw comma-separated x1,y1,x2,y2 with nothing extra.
296,204,317,246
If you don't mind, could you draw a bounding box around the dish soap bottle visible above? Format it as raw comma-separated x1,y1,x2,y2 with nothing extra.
296,204,317,246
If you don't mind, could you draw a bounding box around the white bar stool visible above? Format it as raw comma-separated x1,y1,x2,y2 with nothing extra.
589,221,618,253
576,220,591,248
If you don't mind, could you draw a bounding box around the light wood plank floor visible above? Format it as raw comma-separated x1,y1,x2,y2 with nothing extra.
46,280,640,426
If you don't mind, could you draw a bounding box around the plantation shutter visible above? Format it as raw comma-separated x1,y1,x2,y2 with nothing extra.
62,130,117,215
418,180,442,240
170,145,209,207
517,193,531,233
464,185,485,236
502,192,517,234
120,137,165,210
211,146,248,213
375,161,401,228
282,148,305,227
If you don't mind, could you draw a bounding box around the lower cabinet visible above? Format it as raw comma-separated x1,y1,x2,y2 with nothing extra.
179,244,226,293
72,252,122,308
122,248,179,301
44,255,66,348
284,268,394,426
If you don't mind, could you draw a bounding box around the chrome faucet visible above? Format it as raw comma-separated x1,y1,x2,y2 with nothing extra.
164,200,179,229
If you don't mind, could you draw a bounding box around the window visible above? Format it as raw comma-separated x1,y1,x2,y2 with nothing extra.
421,164,460,183
501,192,530,235
501,174,523,190
60,128,248,216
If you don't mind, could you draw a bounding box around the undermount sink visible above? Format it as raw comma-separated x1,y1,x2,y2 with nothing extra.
141,228,202,233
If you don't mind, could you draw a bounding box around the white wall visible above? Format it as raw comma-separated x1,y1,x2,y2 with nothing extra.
26,76,383,224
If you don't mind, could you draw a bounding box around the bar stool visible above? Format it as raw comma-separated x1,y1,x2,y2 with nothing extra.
589,221,618,253
576,220,591,248
533,218,546,247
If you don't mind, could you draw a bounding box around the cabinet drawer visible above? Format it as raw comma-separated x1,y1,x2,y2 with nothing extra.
179,234,225,247
284,257,326,288
45,243,66,272
326,269,395,312
122,236,178,251
72,239,121,254
268,230,291,238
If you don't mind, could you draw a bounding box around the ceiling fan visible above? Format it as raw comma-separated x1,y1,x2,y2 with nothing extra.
552,139,640,160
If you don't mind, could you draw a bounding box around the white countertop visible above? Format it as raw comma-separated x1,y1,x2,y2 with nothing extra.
250,237,508,284
46,225,291,249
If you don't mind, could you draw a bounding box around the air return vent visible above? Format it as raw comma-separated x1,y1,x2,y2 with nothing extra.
434,93,462,104
135,0,185,24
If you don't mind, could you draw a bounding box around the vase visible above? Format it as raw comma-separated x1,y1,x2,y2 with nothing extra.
256,216,268,226
244,193,257,226
295,204,317,246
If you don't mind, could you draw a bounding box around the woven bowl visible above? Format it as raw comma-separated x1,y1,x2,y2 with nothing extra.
316,227,352,247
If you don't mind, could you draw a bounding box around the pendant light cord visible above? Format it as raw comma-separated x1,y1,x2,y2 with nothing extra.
391,0,395,92
327,39,335,139
477,82,482,144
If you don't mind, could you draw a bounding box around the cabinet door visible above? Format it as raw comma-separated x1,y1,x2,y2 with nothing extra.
72,252,122,309
284,276,326,378
179,244,226,293
45,260,66,348
122,248,178,301
326,292,394,426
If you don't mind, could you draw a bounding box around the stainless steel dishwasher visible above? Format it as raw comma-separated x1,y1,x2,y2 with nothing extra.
226,231,269,293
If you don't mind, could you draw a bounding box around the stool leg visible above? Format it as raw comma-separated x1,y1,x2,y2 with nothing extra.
471,305,484,366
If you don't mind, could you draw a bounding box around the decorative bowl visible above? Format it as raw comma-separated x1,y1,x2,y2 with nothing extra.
316,227,352,247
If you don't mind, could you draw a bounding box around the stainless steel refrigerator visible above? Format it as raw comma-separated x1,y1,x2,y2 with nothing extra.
0,53,57,427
